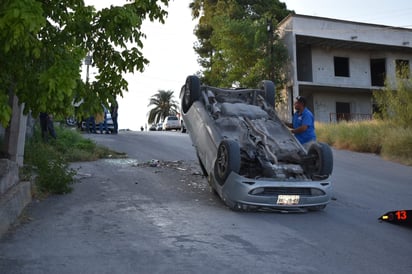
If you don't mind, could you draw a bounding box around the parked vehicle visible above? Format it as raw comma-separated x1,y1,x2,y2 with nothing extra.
80,107,114,133
156,123,163,131
66,102,114,133
180,75,333,211
149,124,157,131
66,116,77,127
162,116,181,131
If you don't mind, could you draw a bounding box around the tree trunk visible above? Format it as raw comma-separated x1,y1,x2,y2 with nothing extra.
2,91,27,167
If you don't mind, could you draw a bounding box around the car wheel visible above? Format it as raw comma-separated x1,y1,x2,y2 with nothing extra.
260,80,275,107
182,75,201,113
214,139,241,186
80,120,87,131
181,125,186,133
307,142,333,179
66,116,77,127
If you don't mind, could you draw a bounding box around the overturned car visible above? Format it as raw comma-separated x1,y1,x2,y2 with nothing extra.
180,76,333,211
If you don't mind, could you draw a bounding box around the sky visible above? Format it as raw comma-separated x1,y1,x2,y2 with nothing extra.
87,0,412,131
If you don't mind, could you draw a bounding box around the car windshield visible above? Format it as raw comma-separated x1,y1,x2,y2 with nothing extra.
167,116,178,120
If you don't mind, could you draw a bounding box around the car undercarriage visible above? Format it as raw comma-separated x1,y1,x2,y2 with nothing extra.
180,76,333,211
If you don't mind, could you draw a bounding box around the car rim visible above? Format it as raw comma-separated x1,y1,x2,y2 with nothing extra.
185,82,191,106
313,153,320,170
217,145,228,177
184,91,189,106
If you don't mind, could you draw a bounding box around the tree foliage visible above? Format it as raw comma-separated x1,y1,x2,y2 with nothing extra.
0,0,169,127
147,90,178,124
374,74,412,128
189,0,292,89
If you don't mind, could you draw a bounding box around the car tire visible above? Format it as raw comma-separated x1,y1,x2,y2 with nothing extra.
214,139,241,186
66,116,77,127
182,75,201,113
260,80,275,107
307,142,333,179
80,120,87,131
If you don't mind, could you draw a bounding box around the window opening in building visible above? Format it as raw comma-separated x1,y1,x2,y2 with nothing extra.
370,58,386,86
297,45,313,82
336,102,350,122
334,57,350,77
395,59,410,79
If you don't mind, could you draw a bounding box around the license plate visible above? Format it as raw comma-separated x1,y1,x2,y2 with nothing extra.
277,195,300,205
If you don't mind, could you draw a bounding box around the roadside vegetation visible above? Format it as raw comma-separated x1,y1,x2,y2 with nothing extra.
190,1,291,89
0,1,169,196
22,124,126,195
316,120,412,166
317,75,412,166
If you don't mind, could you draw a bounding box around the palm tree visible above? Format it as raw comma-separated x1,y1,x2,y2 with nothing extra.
147,90,179,124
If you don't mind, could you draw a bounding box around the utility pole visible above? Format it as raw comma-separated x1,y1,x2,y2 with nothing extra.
85,54,92,85
267,18,274,81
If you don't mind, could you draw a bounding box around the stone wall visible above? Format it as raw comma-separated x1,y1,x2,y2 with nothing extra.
0,98,34,238
0,159,32,237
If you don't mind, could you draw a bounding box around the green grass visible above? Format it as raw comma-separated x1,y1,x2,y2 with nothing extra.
316,120,412,166
52,127,126,161
23,124,126,195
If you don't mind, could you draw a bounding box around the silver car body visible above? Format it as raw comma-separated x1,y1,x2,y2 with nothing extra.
180,76,333,211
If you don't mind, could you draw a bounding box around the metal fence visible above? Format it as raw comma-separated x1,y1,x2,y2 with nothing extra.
329,113,372,123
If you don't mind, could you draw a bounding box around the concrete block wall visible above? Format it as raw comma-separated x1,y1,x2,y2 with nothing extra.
0,159,32,237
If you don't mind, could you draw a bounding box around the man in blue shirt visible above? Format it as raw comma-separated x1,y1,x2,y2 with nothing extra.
289,96,316,146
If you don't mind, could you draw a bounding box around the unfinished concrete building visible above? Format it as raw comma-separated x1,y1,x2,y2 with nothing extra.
277,14,412,122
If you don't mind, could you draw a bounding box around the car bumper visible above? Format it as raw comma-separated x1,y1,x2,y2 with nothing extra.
220,172,332,210
163,125,181,130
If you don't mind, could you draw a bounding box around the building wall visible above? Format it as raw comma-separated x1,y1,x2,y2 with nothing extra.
277,18,297,121
312,48,370,87
278,18,296,88
286,15,412,49
385,52,412,86
313,91,372,122
277,14,412,122
311,47,412,88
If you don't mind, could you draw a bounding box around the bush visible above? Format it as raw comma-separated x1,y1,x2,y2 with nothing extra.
381,127,412,165
316,120,412,166
24,123,125,195
24,140,75,194
50,126,121,161
373,76,412,128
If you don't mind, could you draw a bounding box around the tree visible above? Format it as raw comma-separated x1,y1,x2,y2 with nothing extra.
0,0,169,128
190,0,292,89
147,90,178,124
373,72,412,128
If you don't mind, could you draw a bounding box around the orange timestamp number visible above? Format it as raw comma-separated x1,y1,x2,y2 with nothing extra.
395,210,408,220
380,210,411,225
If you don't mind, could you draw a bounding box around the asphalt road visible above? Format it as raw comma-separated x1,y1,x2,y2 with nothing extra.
0,130,411,274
